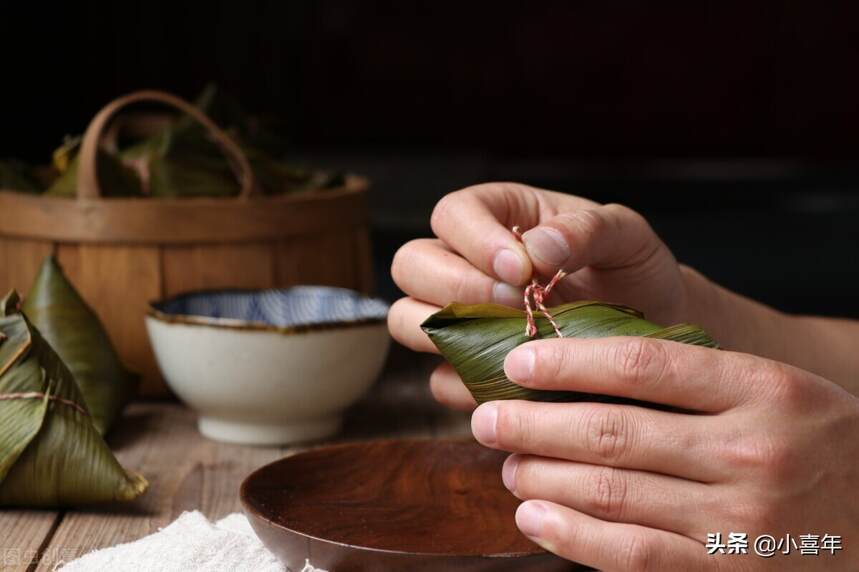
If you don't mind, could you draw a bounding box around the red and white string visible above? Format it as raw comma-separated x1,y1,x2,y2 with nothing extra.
512,226,567,338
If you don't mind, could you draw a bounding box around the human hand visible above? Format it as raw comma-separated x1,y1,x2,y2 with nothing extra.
389,182,716,410
468,337,859,570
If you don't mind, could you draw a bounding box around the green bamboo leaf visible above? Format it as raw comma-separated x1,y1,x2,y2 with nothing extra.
121,110,342,197
42,86,340,198
120,84,342,197
22,257,138,434
0,290,147,507
184,83,286,155
45,141,143,198
421,301,718,404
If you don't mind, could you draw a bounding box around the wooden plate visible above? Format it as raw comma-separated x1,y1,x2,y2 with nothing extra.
240,438,577,571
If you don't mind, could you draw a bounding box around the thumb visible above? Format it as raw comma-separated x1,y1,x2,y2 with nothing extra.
521,204,672,276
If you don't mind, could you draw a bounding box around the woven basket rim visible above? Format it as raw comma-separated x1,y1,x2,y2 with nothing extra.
0,175,369,245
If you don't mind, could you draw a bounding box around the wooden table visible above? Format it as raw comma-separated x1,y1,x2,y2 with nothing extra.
0,348,472,571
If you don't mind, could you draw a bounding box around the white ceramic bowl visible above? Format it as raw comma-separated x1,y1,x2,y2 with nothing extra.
145,287,390,445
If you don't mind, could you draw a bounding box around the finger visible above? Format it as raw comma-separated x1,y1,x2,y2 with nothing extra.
515,500,710,571
471,401,719,482
504,337,759,412
521,203,676,278
387,297,440,353
431,184,534,285
505,455,713,538
429,363,477,411
391,238,523,308
431,183,597,286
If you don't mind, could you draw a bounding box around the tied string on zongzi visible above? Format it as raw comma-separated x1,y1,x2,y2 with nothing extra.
0,391,89,416
511,226,567,338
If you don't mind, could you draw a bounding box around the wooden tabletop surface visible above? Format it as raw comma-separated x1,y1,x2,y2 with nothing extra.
0,347,473,572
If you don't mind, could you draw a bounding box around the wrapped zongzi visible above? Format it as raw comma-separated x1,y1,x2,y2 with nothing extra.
23,257,138,434
0,290,147,507
421,301,718,404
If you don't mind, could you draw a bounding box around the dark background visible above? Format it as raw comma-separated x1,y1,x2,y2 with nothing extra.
4,1,859,315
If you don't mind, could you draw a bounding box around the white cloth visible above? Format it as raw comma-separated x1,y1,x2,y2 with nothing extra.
57,511,326,572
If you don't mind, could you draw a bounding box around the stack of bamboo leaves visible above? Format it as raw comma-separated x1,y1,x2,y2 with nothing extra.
0,84,343,198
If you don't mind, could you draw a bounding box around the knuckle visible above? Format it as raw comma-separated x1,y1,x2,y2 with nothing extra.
532,343,566,384
618,533,653,572
590,465,629,520
721,434,795,480
432,183,519,234
614,338,669,387
755,440,796,482
600,203,665,268
763,363,811,408
584,407,632,463
603,202,647,228
430,192,462,234
560,208,608,241
450,265,478,303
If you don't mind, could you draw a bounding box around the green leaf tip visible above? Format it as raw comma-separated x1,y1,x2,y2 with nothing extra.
0,291,21,317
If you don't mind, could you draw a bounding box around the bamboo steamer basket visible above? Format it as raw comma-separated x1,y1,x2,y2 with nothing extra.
0,90,372,395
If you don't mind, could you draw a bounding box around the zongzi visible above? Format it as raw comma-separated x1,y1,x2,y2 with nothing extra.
0,290,147,507
421,301,718,404
23,256,138,434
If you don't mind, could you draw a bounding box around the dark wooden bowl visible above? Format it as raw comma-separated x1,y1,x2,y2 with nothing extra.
240,438,578,571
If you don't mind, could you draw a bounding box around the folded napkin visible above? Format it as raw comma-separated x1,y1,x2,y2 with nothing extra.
58,511,326,572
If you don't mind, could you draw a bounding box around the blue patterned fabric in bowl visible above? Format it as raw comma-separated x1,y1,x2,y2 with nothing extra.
150,286,389,329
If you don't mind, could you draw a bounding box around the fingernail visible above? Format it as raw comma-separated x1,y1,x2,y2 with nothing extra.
493,248,527,285
522,227,570,267
502,454,520,492
492,282,522,307
471,402,498,445
516,501,547,538
505,347,535,383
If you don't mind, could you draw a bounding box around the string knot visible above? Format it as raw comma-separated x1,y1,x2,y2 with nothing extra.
512,226,567,338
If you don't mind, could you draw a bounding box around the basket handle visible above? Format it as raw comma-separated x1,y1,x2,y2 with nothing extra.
76,89,257,199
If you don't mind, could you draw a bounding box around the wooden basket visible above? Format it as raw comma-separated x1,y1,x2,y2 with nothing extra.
0,90,372,395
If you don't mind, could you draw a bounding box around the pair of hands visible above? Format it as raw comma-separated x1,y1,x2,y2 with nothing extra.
388,183,859,570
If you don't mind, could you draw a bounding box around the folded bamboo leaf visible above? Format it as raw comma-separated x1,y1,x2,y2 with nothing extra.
121,85,342,197
22,257,138,434
46,138,143,198
243,146,346,196
421,301,718,404
0,290,148,507
120,125,240,198
186,83,287,156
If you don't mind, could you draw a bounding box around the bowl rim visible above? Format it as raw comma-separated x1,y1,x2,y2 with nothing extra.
146,286,389,336
239,437,548,560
